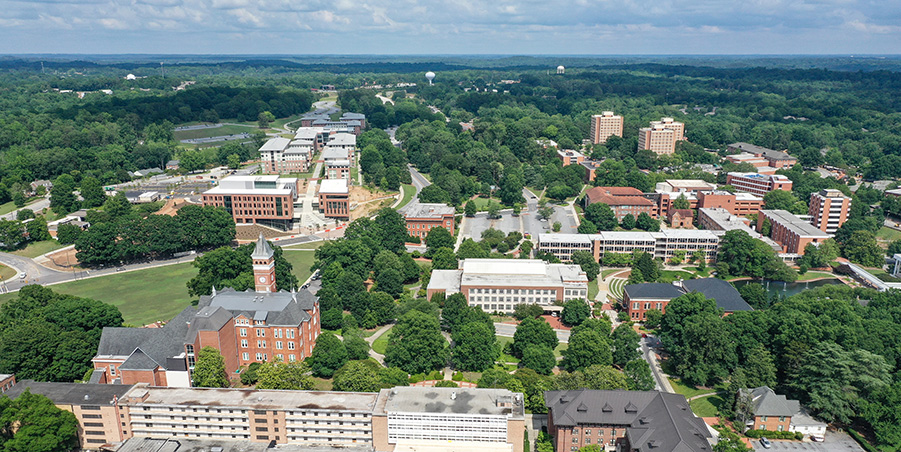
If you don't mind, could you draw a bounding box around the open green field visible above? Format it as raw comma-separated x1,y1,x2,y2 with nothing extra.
0,262,200,326
876,226,901,242
397,184,416,209
281,249,318,284
668,377,722,399
689,393,727,417
601,268,626,279
796,270,836,281
11,240,67,258
608,277,627,300
658,270,693,283
281,241,324,250
372,327,393,354
0,263,16,281
588,279,599,300
173,124,256,140
473,197,503,210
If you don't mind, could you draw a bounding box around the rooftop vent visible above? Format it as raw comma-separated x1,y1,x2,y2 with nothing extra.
84,394,90,401
648,440,659,448
601,403,613,412
625,402,638,412
451,392,457,400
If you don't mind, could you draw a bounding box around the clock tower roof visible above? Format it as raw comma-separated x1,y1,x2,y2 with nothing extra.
251,233,274,260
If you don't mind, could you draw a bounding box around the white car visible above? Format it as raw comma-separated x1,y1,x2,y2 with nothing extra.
18,273,26,279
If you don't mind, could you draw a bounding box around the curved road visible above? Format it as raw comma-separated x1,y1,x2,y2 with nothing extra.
0,251,66,289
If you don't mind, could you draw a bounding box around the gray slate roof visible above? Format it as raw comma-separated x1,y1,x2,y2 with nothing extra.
184,306,234,345
4,380,132,406
624,283,684,300
250,233,274,260
681,279,753,312
199,287,317,327
96,306,198,372
740,386,799,417
546,390,712,452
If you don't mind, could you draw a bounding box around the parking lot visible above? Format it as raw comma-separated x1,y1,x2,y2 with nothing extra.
751,432,863,452
462,204,577,242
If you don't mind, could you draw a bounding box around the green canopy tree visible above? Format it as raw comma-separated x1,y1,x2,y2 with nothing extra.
452,322,499,371
431,247,458,270
561,299,590,326
384,310,449,374
308,332,348,378
570,250,599,281
332,360,381,392
192,346,229,388
255,359,314,390
561,329,612,372
521,345,556,375
612,324,641,367
0,390,78,452
512,317,558,358
624,359,655,391
425,226,454,256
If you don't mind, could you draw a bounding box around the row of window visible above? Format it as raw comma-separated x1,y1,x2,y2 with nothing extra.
239,328,297,338
241,352,300,362
471,288,555,295
240,340,298,350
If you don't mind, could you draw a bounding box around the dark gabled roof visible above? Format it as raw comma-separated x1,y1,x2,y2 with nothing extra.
626,392,712,452
119,348,162,371
199,287,317,327
624,283,684,300
545,389,659,426
740,386,799,417
4,380,132,406
184,306,234,344
681,278,753,312
95,306,197,371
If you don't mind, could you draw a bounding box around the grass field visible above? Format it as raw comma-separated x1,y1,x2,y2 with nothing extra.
588,280,599,300
601,268,626,279
0,262,201,326
608,277,627,300
281,249,318,284
11,240,67,258
397,184,416,209
473,197,503,210
669,377,721,399
371,327,393,354
689,393,727,417
281,241,324,250
877,226,901,242
658,270,694,283
796,270,836,281
173,124,256,140
0,263,16,281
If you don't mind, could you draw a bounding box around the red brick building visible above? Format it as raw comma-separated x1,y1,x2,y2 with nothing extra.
726,172,793,197
697,190,763,216
202,175,298,231
808,189,851,233
758,209,832,254
318,179,349,219
624,279,752,321
584,186,658,220
91,235,320,387
399,202,456,239
557,149,586,166
667,209,694,228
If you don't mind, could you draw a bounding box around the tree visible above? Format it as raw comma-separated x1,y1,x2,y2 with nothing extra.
561,299,590,326
465,201,476,217
673,194,690,210
577,219,597,234
257,110,275,128
430,247,458,270
841,230,883,267
344,335,371,361
15,208,33,222
635,212,660,232
561,329,612,372
763,190,799,211
442,293,469,332
240,362,262,385
25,216,51,242
670,313,736,386
176,205,237,250
308,332,348,378
375,267,403,298
512,317,558,358
538,205,554,221
50,175,77,215
513,303,544,320
643,309,662,329
457,238,488,259
425,227,454,255
255,359,314,390
103,192,132,218
620,214,636,230
584,203,617,231
634,252,659,283
79,176,106,208
738,283,769,310
384,310,449,374
487,202,501,219
0,390,78,452
369,291,396,325
714,437,752,452
452,322,499,371
581,365,629,390
379,367,410,387
11,191,25,208
717,230,796,281
521,345,556,375
55,223,82,245
192,346,229,388
570,250,599,281
862,381,901,450
741,345,777,389
321,308,343,330
179,149,207,173
612,324,640,367
332,360,381,392
374,208,410,254
624,359,655,391
227,153,242,169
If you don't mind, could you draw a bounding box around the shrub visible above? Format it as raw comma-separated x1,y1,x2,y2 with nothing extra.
433,380,458,387
744,430,801,440
409,373,425,384
411,251,421,258
427,370,444,380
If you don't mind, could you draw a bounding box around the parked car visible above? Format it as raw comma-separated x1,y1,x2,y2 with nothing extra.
18,272,26,279
759,438,772,449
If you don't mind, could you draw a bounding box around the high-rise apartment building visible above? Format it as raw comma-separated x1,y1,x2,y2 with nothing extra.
638,117,684,155
589,111,623,144
808,189,851,233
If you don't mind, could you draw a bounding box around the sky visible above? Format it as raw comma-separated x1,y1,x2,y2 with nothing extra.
1,0,900,55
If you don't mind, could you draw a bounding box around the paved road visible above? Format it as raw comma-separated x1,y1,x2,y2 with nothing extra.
494,322,570,343
1,198,50,221
408,164,430,196
641,335,672,392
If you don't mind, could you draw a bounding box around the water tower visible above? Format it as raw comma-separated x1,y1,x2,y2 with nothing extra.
556,65,565,75
425,71,436,85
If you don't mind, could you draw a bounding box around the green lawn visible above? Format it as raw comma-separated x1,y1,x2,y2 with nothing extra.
555,342,568,358
372,328,392,354
796,270,836,281
397,184,416,209
689,393,728,417
0,263,16,281
588,279,599,300
473,197,503,210
173,124,256,140
281,249,318,284
10,240,67,258
877,226,901,242
0,262,200,326
281,241,324,250
608,278,627,300
601,268,626,279
668,378,720,399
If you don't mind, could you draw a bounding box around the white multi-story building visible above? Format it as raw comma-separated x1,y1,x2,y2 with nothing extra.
537,230,721,263
372,387,525,452
589,111,623,144
426,259,588,312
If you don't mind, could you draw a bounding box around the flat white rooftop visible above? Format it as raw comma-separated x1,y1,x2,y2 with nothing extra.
318,179,349,194
259,137,290,152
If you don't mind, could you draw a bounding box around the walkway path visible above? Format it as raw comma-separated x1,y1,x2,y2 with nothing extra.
364,324,393,364
298,161,326,229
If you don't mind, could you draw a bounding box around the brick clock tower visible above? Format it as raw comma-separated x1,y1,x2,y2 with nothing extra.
252,233,277,293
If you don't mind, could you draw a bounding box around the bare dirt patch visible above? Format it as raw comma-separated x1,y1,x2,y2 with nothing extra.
42,247,81,271
349,186,397,220
235,224,296,242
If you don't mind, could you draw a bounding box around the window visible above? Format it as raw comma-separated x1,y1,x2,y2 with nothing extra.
243,352,249,361
289,354,296,362
288,342,295,350
777,425,784,432
257,329,265,337
240,328,247,337
276,341,283,350
572,438,578,444
256,353,263,361
779,416,785,422
761,416,768,422
241,340,248,348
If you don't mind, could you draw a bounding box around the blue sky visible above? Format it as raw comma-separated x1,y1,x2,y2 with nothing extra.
1,0,900,54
